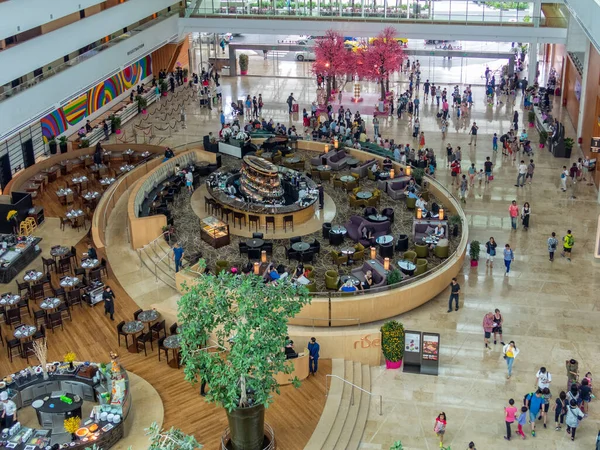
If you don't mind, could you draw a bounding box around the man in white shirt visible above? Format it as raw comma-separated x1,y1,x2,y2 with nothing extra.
515,160,527,187
536,367,552,389
1,391,17,427
416,195,428,213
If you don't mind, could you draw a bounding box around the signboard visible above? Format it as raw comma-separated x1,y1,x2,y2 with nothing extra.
403,330,422,374
591,137,600,153
420,332,440,376
422,334,439,361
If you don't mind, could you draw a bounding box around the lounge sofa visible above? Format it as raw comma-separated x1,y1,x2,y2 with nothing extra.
387,178,411,200
328,150,349,170
310,152,327,166
344,215,391,246
351,261,387,288
412,219,448,241
356,158,377,178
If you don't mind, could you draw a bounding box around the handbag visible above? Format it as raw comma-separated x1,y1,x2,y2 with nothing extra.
488,175,494,181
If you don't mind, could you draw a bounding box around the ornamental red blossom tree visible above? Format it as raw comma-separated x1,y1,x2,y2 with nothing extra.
312,30,353,102
357,27,405,101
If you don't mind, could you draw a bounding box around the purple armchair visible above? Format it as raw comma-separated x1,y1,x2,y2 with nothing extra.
351,262,387,288
344,215,365,242
387,179,410,200
356,158,376,178
413,219,448,241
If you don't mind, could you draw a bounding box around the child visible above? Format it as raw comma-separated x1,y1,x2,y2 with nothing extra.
492,133,498,152
517,406,527,439
477,169,484,186
434,412,447,447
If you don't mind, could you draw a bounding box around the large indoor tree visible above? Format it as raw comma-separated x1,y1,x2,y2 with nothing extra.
312,29,354,101
357,27,405,100
178,268,311,450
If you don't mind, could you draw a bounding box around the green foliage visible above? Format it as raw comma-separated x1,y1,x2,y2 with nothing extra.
159,79,169,94
59,135,68,144
386,268,403,285
449,214,462,226
145,422,202,450
564,137,575,151
527,110,536,124
110,115,122,130
48,136,57,144
523,14,531,22
390,442,404,450
485,1,528,9
79,139,89,149
136,95,148,111
239,53,249,71
178,266,311,412
182,67,189,79
539,130,548,145
381,320,404,362
412,167,425,185
470,240,481,261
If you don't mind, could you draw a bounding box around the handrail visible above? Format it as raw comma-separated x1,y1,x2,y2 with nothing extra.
326,374,382,416
294,316,360,330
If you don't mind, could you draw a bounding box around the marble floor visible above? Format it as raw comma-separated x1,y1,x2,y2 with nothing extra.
112,57,600,450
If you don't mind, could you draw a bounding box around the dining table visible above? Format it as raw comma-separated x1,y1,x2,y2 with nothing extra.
59,276,80,289
100,177,116,186
291,242,310,252
56,188,74,198
40,297,62,315
66,209,84,220
14,324,37,341
81,258,100,270
0,293,20,307
50,246,70,260
122,320,145,353
163,334,182,369
23,271,43,283
137,309,159,331
246,238,264,248
356,191,373,200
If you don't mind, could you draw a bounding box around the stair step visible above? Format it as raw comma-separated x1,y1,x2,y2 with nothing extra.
346,365,372,450
333,361,363,450
321,360,354,448
304,359,345,450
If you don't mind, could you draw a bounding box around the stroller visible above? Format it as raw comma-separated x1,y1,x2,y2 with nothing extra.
523,140,533,156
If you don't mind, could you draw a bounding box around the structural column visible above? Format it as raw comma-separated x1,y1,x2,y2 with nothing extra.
527,41,538,84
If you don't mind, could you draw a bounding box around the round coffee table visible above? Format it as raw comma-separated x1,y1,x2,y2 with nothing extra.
122,321,144,353
398,260,417,276
340,275,360,286
50,246,70,259
376,235,394,245
292,242,310,252
138,310,159,331
368,214,388,223
356,191,373,200
330,226,347,235
317,165,331,171
340,175,356,183
246,238,264,248
346,158,360,168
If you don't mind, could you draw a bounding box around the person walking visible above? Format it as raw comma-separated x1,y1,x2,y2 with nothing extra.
485,237,497,268
372,116,379,138
516,406,527,439
468,163,476,186
468,122,479,146
561,230,574,261
447,277,460,312
509,200,519,230
419,131,426,149
521,202,531,230
565,399,584,441
185,170,194,193
504,398,518,441
484,156,493,183
566,359,579,388
536,367,552,390
172,241,185,273
492,308,503,345
483,312,495,349
503,244,514,276
102,286,116,321
434,412,447,448
286,93,296,114
526,159,535,184
553,391,568,431
307,337,320,375
547,232,558,261
515,160,527,187
560,165,568,191
525,390,545,436
503,341,519,379
459,174,468,203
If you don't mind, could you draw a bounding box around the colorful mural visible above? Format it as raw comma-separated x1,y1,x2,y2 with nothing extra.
41,55,151,141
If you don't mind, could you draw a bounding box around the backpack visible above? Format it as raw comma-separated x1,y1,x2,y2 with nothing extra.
523,392,535,406
565,235,574,247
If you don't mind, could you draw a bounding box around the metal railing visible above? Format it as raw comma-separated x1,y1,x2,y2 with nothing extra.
326,374,382,415
137,231,177,288
294,316,360,330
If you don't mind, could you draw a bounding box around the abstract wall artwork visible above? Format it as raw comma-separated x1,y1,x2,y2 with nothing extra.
41,55,151,141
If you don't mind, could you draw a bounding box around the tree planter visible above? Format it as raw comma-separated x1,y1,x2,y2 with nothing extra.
162,92,168,97
48,142,57,155
528,122,534,127
470,260,478,267
539,143,544,148
59,143,68,154
142,109,147,114
385,359,402,369
226,404,265,450
240,70,248,76
116,129,122,135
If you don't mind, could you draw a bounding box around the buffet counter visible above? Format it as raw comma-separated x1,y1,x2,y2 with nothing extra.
0,361,131,450
274,349,309,386
0,235,42,284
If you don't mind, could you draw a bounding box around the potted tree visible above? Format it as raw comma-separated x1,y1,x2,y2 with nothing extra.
111,116,122,135
412,167,425,186
386,268,403,285
527,110,536,127
48,136,58,155
182,67,189,83
79,139,90,149
449,214,461,238
381,320,404,369
539,130,548,149
564,137,574,158
58,136,68,154
160,79,169,97
178,264,311,450
136,95,148,114
469,240,480,267
239,54,249,76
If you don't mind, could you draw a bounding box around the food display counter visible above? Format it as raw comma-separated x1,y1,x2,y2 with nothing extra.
0,235,42,284
0,360,131,450
200,216,230,249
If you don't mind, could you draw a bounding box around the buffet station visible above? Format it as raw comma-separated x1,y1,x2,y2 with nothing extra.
200,216,230,249
0,235,42,284
206,155,318,230
0,354,131,450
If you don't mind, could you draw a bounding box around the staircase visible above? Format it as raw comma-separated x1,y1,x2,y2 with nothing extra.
305,359,373,450
138,236,177,289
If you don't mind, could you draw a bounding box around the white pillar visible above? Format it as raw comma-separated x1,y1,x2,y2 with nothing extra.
532,0,541,27
576,41,590,138
527,41,538,84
